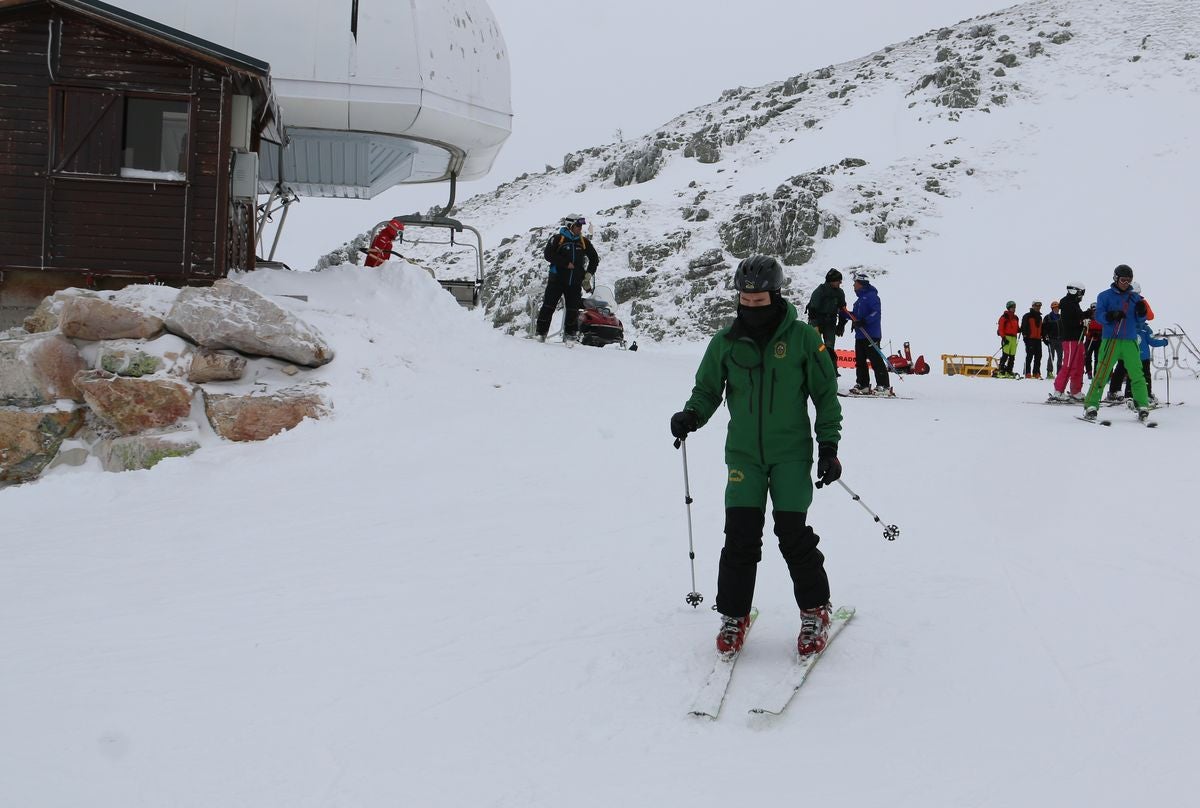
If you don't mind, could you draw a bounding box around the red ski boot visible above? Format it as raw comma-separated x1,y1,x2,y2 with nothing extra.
716,613,754,656
797,604,832,655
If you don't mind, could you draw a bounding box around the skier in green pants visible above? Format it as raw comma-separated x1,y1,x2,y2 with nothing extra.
669,255,843,658
1083,264,1151,422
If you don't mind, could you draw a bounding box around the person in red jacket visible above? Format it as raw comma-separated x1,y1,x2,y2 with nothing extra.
364,218,404,267
996,301,1020,378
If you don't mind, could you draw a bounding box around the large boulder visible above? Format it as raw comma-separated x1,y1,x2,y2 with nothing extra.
93,432,201,472
58,296,166,341
0,333,87,406
165,280,334,367
186,348,247,383
0,407,85,485
72,371,193,435
203,383,332,442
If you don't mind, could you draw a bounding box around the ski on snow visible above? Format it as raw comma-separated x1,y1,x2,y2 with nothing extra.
688,608,758,719
1076,415,1158,428
837,392,912,400
748,606,855,716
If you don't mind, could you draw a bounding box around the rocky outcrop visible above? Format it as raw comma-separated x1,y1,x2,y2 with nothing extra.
72,371,193,435
718,173,835,265
0,333,86,406
165,280,334,367
203,384,331,442
0,407,85,485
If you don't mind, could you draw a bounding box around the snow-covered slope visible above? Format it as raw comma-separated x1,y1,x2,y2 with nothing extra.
4,264,1200,807
322,0,1199,359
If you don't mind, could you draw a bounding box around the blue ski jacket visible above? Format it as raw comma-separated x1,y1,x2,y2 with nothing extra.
1138,322,1168,360
850,281,882,340
1094,282,1145,341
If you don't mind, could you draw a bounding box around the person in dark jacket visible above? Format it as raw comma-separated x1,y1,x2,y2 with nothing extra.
846,274,891,394
1084,305,1101,378
535,215,601,343
1049,284,1088,401
1042,300,1062,376
805,268,849,372
1020,301,1044,378
669,255,842,659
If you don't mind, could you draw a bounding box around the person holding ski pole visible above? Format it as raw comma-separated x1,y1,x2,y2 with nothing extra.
805,268,849,373
1020,301,1044,379
996,301,1020,378
1083,264,1151,421
846,273,891,395
535,215,600,344
1049,283,1088,401
669,255,843,658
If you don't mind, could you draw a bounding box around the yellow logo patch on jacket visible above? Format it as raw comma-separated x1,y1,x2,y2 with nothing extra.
774,342,787,360
728,469,745,483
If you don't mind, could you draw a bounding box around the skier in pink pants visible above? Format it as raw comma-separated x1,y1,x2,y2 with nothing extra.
1048,283,1088,401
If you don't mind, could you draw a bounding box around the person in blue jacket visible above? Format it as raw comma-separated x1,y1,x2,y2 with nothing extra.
1083,264,1150,420
846,273,891,395
535,215,601,343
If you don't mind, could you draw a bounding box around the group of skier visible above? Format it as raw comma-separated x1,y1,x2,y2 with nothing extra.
802,268,892,395
1002,265,1166,419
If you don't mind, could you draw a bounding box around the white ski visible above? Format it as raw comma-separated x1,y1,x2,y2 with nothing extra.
749,606,855,715
688,608,758,719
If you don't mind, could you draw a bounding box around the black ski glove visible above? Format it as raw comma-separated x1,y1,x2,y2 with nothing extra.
1107,310,1125,323
836,321,846,337
1134,300,1147,317
670,410,699,440
816,443,841,487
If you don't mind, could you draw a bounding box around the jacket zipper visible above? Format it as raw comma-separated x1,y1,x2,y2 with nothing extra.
769,368,776,415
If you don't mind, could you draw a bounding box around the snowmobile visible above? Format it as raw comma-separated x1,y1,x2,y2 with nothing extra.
578,285,636,350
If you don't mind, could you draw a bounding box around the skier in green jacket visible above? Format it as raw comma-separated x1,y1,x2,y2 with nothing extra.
669,255,843,659
805,268,849,372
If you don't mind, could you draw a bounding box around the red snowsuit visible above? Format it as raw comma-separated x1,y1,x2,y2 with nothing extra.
364,219,405,267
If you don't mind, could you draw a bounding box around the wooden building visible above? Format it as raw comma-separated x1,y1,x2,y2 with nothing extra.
0,0,280,328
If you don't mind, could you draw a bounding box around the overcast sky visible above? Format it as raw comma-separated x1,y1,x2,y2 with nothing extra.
275,0,1013,269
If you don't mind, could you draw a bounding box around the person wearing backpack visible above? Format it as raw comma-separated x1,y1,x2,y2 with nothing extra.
1020,301,1044,378
535,215,601,344
1042,300,1062,377
804,268,849,372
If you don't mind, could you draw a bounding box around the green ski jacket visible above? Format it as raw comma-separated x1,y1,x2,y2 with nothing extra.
684,301,842,464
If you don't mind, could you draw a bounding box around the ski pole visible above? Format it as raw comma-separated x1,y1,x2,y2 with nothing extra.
857,328,904,384
674,437,704,607
816,478,900,541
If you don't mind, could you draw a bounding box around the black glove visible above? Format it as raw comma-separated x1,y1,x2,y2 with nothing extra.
1107,310,1125,323
670,410,699,440
836,321,846,337
1134,300,1147,317
816,442,841,487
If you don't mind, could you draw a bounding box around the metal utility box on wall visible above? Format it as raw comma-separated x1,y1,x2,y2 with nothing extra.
230,94,254,152
232,152,259,199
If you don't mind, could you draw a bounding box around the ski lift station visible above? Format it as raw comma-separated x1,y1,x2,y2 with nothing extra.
0,0,512,325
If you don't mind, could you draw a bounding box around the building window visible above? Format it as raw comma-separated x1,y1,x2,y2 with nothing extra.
122,98,189,178
52,89,189,180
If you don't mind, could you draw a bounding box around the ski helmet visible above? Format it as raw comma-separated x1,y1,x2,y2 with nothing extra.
1113,264,1134,280
1066,282,1085,296
563,214,586,227
825,268,843,283
1006,300,1016,309
734,255,785,293
1050,300,1060,309
1032,300,1042,308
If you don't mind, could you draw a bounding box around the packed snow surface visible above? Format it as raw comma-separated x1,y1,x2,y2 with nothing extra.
3,265,1198,807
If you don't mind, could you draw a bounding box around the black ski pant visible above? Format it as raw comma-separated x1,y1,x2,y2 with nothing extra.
808,320,838,373
855,337,889,389
1023,338,1043,377
1085,339,1100,377
1110,358,1154,398
535,273,583,338
716,508,830,618
1046,339,1062,375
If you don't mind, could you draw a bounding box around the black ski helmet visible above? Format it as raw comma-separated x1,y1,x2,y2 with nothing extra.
825,268,843,283
734,255,785,293
1114,264,1134,281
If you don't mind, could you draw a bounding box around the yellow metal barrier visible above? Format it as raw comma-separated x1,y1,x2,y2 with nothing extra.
941,354,998,377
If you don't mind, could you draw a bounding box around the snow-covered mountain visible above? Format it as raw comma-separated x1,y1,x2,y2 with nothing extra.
323,0,1199,356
